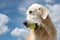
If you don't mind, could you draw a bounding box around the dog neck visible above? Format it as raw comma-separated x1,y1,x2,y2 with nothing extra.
30,30,36,40
30,16,53,40
30,26,49,40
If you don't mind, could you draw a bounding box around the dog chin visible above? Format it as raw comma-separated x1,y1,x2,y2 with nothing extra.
23,21,40,30
26,23,39,30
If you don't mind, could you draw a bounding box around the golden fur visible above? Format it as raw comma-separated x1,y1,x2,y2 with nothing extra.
25,3,57,40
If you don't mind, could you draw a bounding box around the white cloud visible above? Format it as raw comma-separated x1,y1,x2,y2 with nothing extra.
17,6,26,15
45,4,60,40
0,13,9,35
17,0,40,15
11,27,29,40
45,0,52,2
45,0,54,3
0,25,9,34
45,4,60,22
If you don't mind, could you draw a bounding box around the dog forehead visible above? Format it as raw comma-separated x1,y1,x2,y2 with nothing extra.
28,3,42,10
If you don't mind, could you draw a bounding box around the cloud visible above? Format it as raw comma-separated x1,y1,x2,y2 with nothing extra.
45,4,60,22
0,13,9,35
44,0,54,3
17,0,42,15
45,0,52,2
17,6,27,15
11,27,29,40
45,4,60,40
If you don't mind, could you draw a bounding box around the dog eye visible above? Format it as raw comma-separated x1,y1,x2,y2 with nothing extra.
29,11,33,14
39,8,41,10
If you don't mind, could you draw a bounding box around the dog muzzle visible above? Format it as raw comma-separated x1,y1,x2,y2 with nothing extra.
23,21,39,30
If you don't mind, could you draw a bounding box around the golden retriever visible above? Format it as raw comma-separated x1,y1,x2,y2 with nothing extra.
23,3,57,40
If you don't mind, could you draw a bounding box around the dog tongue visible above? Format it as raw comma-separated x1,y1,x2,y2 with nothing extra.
29,24,36,30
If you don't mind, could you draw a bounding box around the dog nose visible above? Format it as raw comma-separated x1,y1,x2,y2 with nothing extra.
23,21,28,26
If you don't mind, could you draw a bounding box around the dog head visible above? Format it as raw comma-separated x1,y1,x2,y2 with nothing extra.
23,3,49,29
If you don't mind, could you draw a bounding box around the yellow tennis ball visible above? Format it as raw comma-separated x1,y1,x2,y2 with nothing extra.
29,24,36,30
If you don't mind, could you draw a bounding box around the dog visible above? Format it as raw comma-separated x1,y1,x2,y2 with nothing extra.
23,3,57,40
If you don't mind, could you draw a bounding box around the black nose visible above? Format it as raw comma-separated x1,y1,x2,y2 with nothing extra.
23,21,28,26
29,11,33,14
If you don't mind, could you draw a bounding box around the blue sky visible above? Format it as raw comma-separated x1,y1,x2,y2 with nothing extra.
0,0,60,40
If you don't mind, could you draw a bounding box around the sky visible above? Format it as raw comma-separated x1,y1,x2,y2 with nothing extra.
0,0,60,40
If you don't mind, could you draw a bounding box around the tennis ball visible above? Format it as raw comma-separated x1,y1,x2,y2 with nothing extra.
29,24,36,30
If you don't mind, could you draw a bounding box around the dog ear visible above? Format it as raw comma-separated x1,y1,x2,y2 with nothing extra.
40,6,49,19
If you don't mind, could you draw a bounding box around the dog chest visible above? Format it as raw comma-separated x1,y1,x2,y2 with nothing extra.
30,30,36,40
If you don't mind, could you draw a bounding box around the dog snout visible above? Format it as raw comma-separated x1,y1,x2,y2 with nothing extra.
23,21,28,27
23,21,27,25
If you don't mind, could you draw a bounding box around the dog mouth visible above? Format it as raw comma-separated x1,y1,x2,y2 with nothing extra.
23,21,39,30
